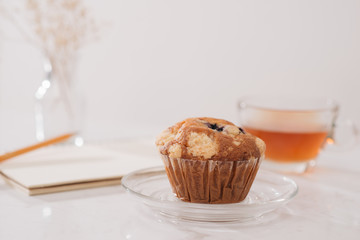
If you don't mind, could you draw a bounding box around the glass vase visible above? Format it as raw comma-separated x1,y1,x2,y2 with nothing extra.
34,57,85,146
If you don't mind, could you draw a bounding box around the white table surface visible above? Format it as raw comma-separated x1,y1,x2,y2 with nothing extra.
0,139,359,240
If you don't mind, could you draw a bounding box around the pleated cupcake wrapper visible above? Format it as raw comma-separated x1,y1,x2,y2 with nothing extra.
161,155,262,204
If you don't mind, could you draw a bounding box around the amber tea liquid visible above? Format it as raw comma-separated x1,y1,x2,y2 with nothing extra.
244,127,328,162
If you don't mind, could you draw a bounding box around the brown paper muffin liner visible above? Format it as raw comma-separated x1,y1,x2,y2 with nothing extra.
160,154,263,204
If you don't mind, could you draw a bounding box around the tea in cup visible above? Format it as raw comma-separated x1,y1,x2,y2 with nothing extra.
238,96,343,173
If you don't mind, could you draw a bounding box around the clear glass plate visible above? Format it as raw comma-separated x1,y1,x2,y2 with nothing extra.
122,166,298,223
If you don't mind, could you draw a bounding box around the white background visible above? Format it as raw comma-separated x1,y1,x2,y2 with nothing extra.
1,0,359,151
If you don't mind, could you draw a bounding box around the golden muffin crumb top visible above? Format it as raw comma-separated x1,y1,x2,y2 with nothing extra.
156,117,265,161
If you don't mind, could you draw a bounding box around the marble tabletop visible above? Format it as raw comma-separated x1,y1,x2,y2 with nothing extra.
0,139,359,240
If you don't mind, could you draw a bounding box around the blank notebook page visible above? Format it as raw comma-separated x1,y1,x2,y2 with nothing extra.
0,141,161,195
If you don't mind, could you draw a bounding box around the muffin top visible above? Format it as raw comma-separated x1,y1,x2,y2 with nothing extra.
155,117,265,161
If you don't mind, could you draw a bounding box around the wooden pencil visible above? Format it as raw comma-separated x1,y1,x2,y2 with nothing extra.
0,133,75,163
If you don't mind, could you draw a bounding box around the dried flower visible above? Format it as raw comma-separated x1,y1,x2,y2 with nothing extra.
1,0,99,87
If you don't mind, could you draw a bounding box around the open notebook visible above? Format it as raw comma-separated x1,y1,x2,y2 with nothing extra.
0,141,161,195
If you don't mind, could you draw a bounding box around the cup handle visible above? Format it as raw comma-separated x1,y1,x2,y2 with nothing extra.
325,119,359,151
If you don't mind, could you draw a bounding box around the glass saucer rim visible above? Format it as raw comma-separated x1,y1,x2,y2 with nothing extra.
121,165,298,208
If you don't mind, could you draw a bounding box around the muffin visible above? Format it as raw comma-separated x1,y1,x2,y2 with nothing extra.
155,117,266,204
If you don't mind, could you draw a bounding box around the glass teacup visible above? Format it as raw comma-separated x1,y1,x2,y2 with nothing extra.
237,96,357,173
